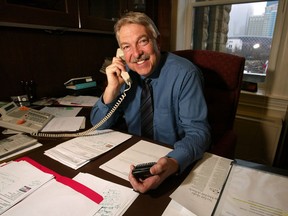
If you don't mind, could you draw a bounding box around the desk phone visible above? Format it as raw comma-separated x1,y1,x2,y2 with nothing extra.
0,102,54,133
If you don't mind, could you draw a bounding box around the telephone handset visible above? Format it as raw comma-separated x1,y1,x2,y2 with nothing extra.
17,49,132,138
116,48,132,86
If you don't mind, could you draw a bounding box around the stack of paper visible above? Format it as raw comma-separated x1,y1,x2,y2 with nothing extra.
57,95,99,107
0,159,103,216
45,130,132,169
164,153,233,216
41,116,86,132
1,157,139,216
0,160,54,214
0,134,42,162
40,106,82,117
39,106,85,132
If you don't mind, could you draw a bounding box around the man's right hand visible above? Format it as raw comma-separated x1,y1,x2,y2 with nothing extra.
103,56,127,104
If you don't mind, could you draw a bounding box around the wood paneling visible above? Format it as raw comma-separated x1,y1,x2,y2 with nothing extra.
0,27,118,100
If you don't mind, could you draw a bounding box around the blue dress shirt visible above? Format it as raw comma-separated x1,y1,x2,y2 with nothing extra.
90,52,211,173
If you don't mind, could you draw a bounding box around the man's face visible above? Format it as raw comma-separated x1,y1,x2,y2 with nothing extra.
118,23,160,77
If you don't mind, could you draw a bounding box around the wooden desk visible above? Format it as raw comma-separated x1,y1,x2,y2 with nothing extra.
0,107,191,216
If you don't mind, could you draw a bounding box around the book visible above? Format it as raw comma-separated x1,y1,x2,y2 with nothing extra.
65,81,96,90
64,76,93,86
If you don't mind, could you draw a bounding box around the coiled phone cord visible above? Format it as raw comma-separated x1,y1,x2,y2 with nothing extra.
30,83,131,138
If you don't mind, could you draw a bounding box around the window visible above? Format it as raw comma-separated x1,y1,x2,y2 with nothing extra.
192,1,278,92
172,0,288,97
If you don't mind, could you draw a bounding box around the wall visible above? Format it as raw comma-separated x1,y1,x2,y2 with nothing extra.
0,26,118,101
234,115,282,165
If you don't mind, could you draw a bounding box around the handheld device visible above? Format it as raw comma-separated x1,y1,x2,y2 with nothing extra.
132,162,156,180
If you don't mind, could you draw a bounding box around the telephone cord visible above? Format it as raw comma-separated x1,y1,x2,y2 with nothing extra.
30,83,131,138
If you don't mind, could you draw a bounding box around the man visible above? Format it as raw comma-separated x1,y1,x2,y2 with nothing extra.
90,12,210,193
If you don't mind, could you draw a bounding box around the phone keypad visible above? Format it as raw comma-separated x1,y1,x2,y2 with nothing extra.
25,110,50,124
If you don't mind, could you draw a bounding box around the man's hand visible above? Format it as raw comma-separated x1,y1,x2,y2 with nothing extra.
103,56,127,104
128,157,179,193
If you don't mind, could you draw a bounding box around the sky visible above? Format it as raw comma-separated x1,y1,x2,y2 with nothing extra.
252,2,267,15
228,2,267,37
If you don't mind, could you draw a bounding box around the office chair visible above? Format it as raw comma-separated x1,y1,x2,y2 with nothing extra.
173,50,245,159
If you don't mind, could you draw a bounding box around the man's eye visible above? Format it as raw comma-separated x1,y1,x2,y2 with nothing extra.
122,46,130,51
139,38,149,46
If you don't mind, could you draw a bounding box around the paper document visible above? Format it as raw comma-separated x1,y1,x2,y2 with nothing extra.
0,160,54,214
0,142,42,162
0,160,102,216
0,133,39,159
40,106,82,117
162,200,197,216
0,134,42,162
2,179,101,216
100,140,171,181
74,173,138,216
41,116,85,132
45,130,132,169
213,164,288,216
57,95,99,107
169,153,233,216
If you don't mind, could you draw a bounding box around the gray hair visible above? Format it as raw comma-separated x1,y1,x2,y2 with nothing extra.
114,12,160,44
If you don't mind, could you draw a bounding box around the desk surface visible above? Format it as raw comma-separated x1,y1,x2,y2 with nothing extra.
0,107,191,216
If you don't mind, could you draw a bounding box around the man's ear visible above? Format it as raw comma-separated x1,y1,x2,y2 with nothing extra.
156,36,161,50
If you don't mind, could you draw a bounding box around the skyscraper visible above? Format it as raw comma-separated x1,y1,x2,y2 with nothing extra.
247,2,278,37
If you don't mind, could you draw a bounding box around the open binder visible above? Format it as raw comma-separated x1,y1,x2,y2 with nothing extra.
168,153,288,216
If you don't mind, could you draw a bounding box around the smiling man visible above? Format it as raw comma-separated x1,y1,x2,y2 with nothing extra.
90,12,211,193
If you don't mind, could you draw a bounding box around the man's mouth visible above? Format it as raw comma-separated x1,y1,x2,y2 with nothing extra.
136,60,145,64
131,54,150,64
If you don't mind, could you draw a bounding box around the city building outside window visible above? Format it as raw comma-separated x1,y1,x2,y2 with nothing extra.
191,0,278,93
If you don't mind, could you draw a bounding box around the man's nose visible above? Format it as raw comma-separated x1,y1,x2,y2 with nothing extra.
132,46,144,59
